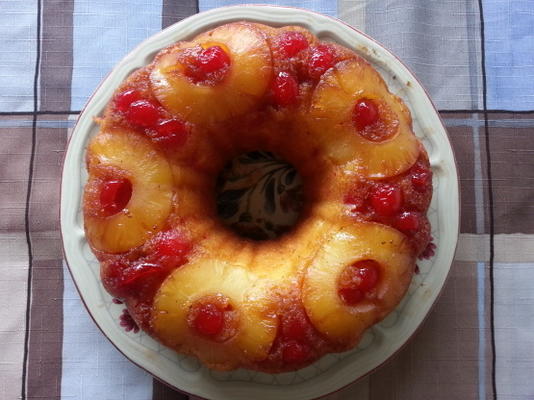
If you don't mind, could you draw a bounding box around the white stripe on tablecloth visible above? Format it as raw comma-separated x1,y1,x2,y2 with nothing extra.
456,234,534,263
69,0,164,110
0,0,38,112
494,262,534,398
0,233,29,400
338,0,366,33
60,263,153,400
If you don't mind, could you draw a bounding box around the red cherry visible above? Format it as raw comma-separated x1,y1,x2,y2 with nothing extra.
115,89,141,112
106,262,163,297
411,165,431,192
395,211,420,234
412,172,429,191
102,261,127,294
197,46,231,75
338,260,380,305
353,260,380,291
154,230,191,259
308,45,335,79
283,315,308,340
271,72,299,106
353,98,379,130
153,119,188,147
193,303,225,336
100,178,132,216
127,100,161,127
370,184,402,217
121,263,163,288
282,341,311,363
278,31,308,58
338,287,364,304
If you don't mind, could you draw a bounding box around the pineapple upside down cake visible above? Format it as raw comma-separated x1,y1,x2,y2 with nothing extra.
83,22,433,372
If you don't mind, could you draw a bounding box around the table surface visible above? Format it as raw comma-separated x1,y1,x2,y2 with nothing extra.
1,1,533,399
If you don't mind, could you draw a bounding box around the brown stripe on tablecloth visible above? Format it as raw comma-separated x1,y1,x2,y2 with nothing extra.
487,114,534,233
26,259,64,399
25,117,68,399
442,112,491,233
39,0,74,111
152,380,189,400
25,1,74,394
0,118,32,400
443,119,477,233
162,0,198,29
441,112,476,119
153,4,198,398
488,111,534,119
0,119,34,232
369,261,494,399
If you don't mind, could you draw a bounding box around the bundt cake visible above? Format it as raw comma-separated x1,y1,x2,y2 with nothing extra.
83,22,433,372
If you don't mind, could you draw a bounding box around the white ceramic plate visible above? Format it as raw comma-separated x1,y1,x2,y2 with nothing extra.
61,5,459,400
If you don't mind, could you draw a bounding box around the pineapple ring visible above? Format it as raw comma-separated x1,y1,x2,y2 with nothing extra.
83,128,173,253
152,258,277,367
150,22,272,125
302,222,414,344
308,59,420,178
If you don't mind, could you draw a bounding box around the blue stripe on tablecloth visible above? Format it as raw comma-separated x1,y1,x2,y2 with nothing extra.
472,112,487,400
0,120,75,128
61,264,153,400
0,0,38,112
64,1,164,397
70,0,163,110
484,0,534,110
199,0,337,17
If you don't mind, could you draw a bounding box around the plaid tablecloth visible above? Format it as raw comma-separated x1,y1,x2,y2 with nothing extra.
1,0,533,399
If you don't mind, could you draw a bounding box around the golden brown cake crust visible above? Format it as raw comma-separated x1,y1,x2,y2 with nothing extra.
83,22,433,373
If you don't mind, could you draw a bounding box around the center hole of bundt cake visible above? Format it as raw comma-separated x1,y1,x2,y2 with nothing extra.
215,151,304,241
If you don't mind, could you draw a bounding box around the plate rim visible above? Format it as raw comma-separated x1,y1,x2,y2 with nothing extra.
60,5,460,400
